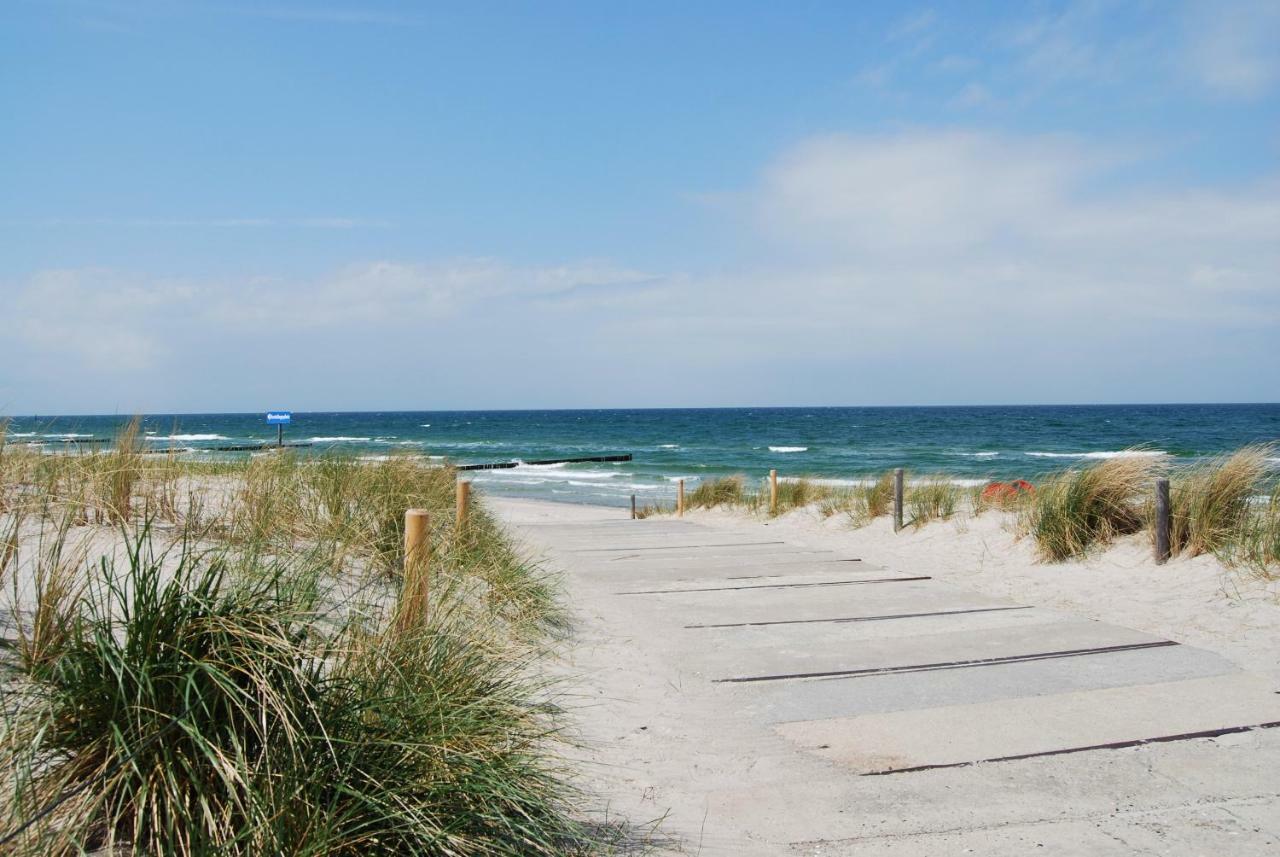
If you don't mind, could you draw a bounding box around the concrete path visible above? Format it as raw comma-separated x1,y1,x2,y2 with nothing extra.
495,502,1280,855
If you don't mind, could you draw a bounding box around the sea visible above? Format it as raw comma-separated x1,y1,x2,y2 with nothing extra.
6,405,1279,508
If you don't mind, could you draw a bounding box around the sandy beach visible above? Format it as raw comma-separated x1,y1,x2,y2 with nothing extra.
490,494,1280,854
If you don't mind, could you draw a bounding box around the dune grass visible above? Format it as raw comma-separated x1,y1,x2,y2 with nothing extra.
1230,481,1280,574
684,474,746,509
2,532,583,856
905,477,961,527
1167,445,1273,558
1021,453,1159,561
0,450,593,854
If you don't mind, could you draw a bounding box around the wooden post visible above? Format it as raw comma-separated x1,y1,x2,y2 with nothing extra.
769,469,778,516
630,494,637,520
893,468,904,533
677,479,685,517
455,479,471,531
398,509,430,631
1154,477,1171,565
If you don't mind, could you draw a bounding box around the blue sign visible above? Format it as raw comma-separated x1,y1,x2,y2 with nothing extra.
266,411,292,425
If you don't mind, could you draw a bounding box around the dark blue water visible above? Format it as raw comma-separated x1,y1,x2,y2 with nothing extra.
6,405,1278,506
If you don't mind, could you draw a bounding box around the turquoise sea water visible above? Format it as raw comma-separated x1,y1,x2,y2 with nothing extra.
7,405,1279,507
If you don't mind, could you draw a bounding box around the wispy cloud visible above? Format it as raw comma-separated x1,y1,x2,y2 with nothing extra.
206,4,424,26
1184,0,1280,98
6,130,1276,407
4,216,392,229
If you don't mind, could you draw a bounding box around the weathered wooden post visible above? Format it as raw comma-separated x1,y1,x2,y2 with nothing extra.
455,479,471,530
630,494,637,520
1154,477,1171,565
398,508,430,631
769,469,778,516
677,479,685,517
893,468,904,533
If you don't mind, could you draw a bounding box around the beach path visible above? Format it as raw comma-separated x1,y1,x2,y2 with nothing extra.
493,499,1280,856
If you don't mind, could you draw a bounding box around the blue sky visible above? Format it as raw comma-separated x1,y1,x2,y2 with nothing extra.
2,0,1277,413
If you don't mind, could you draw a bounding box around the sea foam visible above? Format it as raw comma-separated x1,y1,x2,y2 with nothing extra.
769,446,808,453
1026,450,1167,459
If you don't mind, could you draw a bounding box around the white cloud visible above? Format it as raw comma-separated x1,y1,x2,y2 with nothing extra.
735,130,1278,342
3,131,1276,410
949,82,995,108
0,260,660,379
1185,0,1280,97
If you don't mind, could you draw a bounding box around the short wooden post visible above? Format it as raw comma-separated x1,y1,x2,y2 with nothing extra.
893,468,904,533
630,494,637,520
398,509,430,630
677,479,685,517
1154,477,1171,565
769,469,778,516
455,479,471,530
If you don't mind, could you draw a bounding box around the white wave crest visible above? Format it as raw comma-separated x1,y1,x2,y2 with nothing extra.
955,451,999,457
165,433,227,441
1026,450,1167,459
769,446,808,453
309,436,371,442
658,444,679,449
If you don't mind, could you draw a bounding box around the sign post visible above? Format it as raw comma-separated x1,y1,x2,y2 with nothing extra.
266,411,292,448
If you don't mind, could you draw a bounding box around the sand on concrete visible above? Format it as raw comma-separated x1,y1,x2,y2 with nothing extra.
489,495,1280,856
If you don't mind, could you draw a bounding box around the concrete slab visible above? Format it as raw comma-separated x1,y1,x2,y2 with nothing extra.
484,497,1280,855
579,546,841,564
776,673,1280,774
702,616,1169,682
737,644,1239,722
568,554,865,576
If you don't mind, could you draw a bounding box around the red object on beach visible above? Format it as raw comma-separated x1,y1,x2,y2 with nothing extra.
982,480,1034,501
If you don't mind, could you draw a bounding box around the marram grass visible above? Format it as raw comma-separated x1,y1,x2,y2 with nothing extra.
1167,445,1273,558
0,451,597,854
600,452,1278,574
1,531,585,856
1021,453,1159,561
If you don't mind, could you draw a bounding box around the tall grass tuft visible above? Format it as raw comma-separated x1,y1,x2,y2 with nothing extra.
1022,453,1159,561
862,473,894,519
1168,445,1273,558
2,527,586,856
685,475,746,510
906,477,961,527
99,416,145,524
1229,480,1280,575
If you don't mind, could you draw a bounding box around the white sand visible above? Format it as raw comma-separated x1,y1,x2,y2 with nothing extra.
682,504,1280,680
489,495,1280,854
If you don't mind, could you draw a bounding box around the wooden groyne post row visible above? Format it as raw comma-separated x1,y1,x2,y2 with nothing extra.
1154,477,1171,564
769,469,778,516
893,468,905,532
398,509,431,631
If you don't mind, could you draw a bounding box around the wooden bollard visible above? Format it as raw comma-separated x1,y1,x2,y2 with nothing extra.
398,509,430,631
893,468,904,533
631,494,637,520
769,469,778,516
1154,477,1171,565
455,479,471,530
677,479,685,517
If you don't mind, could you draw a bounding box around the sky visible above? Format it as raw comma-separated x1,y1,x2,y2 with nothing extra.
1,0,1277,414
